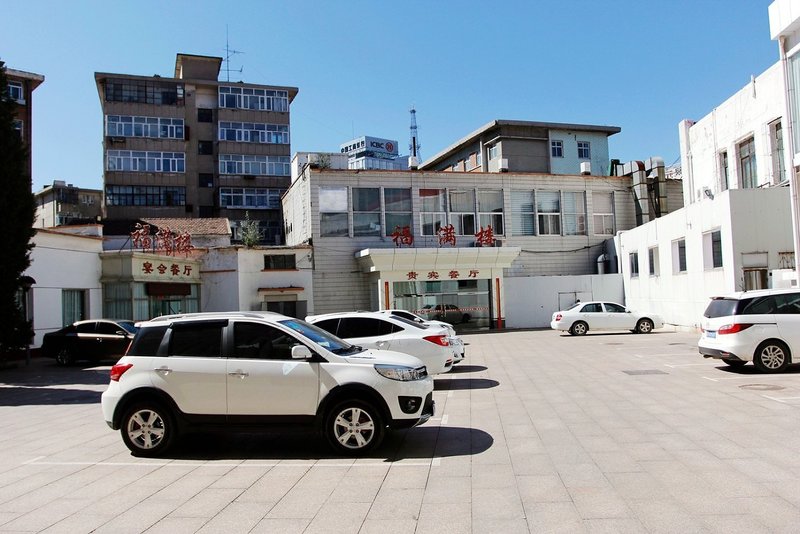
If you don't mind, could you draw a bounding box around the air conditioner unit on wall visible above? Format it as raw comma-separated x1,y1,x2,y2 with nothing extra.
498,158,509,172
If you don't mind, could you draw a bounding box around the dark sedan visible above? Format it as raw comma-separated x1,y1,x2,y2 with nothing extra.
41,320,137,366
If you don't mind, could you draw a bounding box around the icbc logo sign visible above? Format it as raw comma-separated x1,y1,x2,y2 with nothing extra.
386,141,394,152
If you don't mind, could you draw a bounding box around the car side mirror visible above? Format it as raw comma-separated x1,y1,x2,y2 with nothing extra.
291,345,312,360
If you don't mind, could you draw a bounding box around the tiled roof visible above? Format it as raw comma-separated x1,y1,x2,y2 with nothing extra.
142,218,231,236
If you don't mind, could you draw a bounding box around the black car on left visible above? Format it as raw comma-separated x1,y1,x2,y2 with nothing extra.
41,320,137,366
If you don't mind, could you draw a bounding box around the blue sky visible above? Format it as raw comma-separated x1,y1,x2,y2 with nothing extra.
3,0,777,191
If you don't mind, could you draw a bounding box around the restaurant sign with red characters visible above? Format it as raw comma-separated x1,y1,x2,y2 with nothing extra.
133,255,201,283
405,269,481,281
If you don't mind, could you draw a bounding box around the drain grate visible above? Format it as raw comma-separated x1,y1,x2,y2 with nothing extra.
668,343,685,346
604,342,624,345
623,370,668,375
739,384,785,391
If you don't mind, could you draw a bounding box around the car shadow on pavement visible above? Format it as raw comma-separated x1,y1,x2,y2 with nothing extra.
448,365,488,374
0,387,102,406
434,378,499,390
716,364,800,375
163,425,493,461
0,359,110,387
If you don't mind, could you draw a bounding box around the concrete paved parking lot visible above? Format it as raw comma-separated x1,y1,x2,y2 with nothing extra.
2,328,800,533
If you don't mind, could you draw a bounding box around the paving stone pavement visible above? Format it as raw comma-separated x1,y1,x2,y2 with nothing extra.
2,328,800,533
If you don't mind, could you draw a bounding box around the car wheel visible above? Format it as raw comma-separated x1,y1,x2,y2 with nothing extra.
570,321,588,336
325,400,385,455
636,319,654,334
55,348,73,366
722,358,747,368
753,340,790,373
462,313,471,323
120,402,175,457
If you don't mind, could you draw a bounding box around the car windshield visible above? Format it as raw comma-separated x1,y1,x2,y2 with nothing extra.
117,321,138,334
704,298,740,318
279,319,365,355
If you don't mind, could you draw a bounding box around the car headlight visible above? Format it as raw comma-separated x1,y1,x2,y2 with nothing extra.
374,364,427,381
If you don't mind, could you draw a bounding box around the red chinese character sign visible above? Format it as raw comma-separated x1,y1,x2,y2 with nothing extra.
390,226,414,247
130,223,193,257
437,224,456,247
475,225,495,247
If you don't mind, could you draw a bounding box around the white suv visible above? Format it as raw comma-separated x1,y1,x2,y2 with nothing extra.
699,289,800,373
101,312,434,457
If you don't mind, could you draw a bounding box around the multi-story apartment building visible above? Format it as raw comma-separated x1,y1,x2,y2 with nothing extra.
420,119,621,176
34,180,103,228
5,65,45,178
95,53,298,244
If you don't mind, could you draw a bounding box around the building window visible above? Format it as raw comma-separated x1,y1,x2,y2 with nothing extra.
105,150,185,173
218,121,289,144
476,151,482,167
220,187,282,210
8,81,24,103
630,252,639,277
104,79,184,106
106,115,184,139
218,86,289,112
12,119,22,140
719,151,729,191
592,192,614,235
319,186,349,237
199,173,214,188
511,191,535,236
198,141,213,155
703,230,723,269
264,254,296,270
771,120,786,184
487,145,499,160
105,185,186,207
353,187,381,236
219,154,290,176
62,289,86,326
577,141,591,159
563,192,586,235
537,191,561,235
449,190,476,236
477,190,504,235
197,108,213,122
648,247,659,276
551,140,564,158
420,189,446,236
673,239,687,273
384,188,412,234
738,136,757,188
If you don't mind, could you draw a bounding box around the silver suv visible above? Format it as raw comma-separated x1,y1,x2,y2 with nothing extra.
101,312,434,457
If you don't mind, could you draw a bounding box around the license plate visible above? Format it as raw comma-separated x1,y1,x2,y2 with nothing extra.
706,331,716,339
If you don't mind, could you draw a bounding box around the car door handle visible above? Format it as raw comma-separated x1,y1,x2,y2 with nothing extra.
228,371,249,378
154,367,173,374
376,341,388,349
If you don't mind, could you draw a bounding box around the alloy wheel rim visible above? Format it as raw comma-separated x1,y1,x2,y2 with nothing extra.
640,321,652,333
761,346,785,369
333,407,375,449
575,324,586,334
127,409,165,449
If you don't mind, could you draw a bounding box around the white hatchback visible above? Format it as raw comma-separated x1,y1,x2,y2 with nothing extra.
306,311,454,374
699,289,800,373
550,301,663,336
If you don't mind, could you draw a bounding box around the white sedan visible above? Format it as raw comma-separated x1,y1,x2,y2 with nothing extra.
550,301,664,336
374,309,465,364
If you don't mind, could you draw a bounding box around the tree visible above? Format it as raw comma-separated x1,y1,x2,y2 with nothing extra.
240,211,262,248
0,62,36,360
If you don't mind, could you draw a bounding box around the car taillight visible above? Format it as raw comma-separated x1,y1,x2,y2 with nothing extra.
555,314,562,321
718,323,753,335
423,335,450,347
110,363,133,381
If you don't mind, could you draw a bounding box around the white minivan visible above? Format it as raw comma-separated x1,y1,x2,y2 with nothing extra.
698,289,800,373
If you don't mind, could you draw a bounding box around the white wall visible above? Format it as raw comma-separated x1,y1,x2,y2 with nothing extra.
26,230,104,347
504,274,624,329
619,187,793,328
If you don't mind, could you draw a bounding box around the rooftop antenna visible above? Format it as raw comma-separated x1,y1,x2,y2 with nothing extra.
223,25,244,82
409,105,421,169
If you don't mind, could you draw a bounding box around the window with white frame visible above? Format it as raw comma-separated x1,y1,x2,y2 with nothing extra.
672,239,687,273
420,189,447,236
478,190,504,235
218,86,289,112
384,188,412,234
648,246,659,276
220,188,282,210
630,252,639,277
551,140,563,158
562,191,586,235
448,190,475,235
577,141,591,159
592,192,614,235
7,81,24,103
105,151,185,173
703,229,723,269
537,191,561,235
476,152,482,167
487,144,499,160
719,151,729,191
770,120,786,184
319,186,349,237
218,154,290,176
12,119,22,139
511,191,535,236
218,121,289,144
106,115,184,139
353,187,381,236
739,136,757,188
